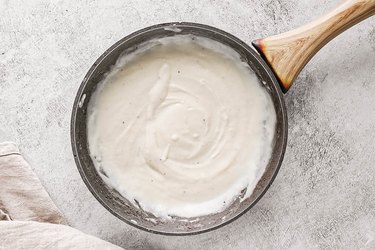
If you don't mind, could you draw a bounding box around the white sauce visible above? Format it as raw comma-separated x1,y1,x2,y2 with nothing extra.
130,219,138,225
78,94,86,108
163,26,182,33
87,35,276,218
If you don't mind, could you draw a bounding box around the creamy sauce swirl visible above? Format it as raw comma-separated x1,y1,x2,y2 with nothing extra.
87,35,276,218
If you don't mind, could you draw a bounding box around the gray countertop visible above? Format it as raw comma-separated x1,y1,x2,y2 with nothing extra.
1,0,375,249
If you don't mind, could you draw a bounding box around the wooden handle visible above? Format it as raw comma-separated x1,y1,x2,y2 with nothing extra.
252,0,375,92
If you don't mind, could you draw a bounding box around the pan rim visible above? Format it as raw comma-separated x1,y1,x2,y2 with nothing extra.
70,22,288,236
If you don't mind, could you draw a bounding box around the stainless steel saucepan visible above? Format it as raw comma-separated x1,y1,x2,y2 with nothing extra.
71,0,375,235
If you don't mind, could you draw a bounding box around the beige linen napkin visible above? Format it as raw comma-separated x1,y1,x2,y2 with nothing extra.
0,142,122,249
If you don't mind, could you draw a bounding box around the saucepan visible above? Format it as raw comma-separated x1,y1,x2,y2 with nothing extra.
71,0,375,235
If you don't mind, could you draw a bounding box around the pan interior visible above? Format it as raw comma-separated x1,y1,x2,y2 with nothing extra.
71,22,287,235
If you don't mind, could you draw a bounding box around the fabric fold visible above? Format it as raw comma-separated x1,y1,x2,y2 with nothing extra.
0,142,65,224
0,142,122,249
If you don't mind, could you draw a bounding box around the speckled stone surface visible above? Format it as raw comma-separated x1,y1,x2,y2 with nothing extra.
1,0,375,249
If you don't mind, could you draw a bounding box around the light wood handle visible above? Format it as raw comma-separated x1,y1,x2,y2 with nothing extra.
252,0,375,92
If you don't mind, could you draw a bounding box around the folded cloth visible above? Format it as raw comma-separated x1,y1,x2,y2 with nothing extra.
0,142,122,250
0,221,123,249
0,142,64,223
